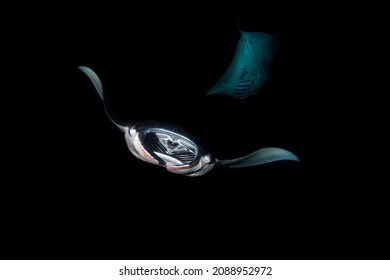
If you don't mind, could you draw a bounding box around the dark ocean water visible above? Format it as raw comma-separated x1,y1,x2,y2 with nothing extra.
1,6,387,259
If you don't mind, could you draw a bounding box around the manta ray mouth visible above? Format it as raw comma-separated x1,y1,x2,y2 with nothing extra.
142,128,198,165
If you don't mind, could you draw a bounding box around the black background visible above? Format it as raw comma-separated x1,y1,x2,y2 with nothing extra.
1,5,387,259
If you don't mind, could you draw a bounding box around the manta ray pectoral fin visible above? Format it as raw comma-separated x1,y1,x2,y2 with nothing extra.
78,65,127,133
217,147,300,168
78,66,104,100
206,32,279,101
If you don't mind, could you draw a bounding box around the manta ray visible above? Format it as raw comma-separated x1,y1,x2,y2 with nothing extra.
79,30,299,176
